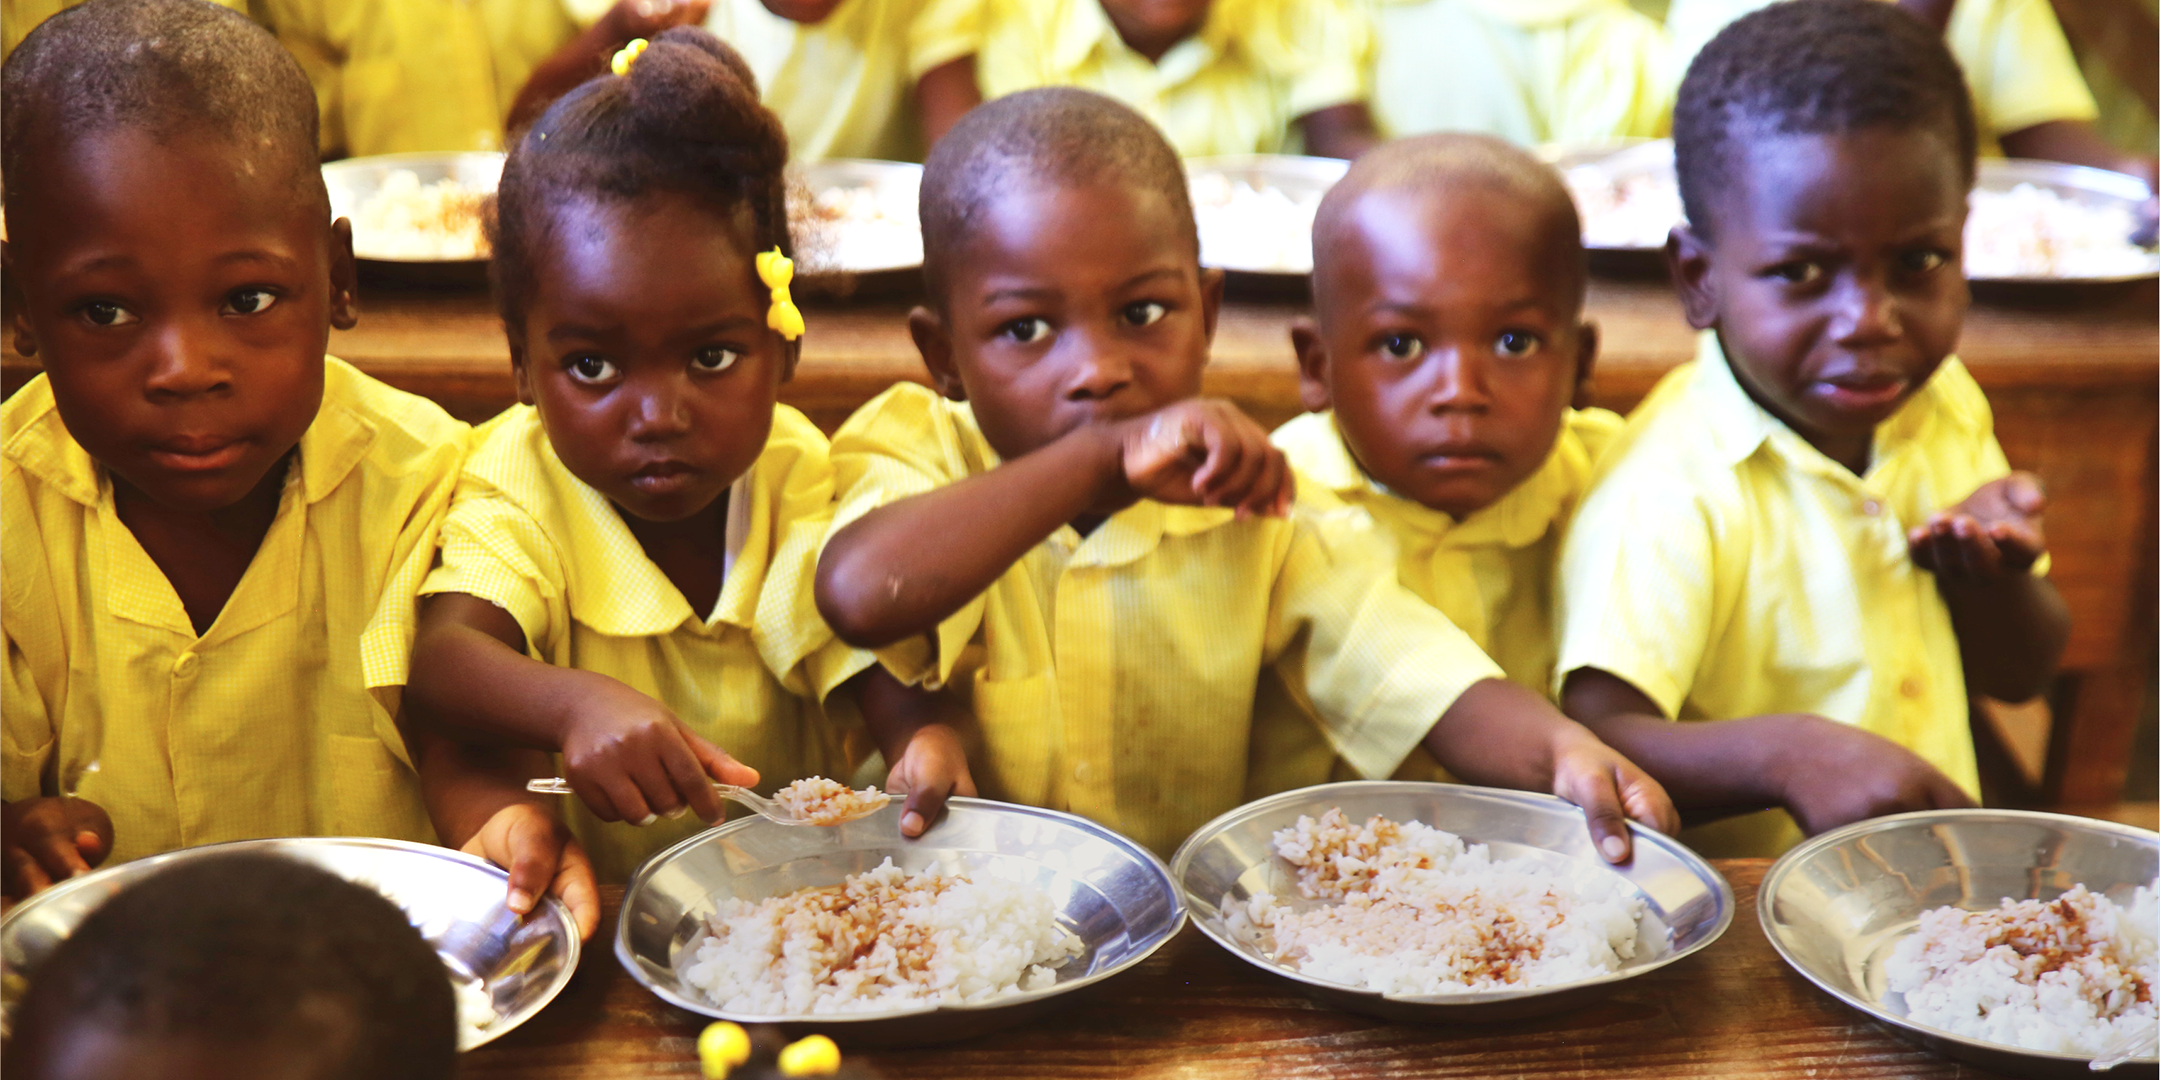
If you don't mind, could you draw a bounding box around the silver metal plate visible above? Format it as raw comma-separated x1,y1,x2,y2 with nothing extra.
323,152,504,265
1186,154,1350,277
788,159,925,276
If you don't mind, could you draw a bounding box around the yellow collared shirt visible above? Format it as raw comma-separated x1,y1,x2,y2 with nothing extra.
1553,331,2015,856
400,404,873,882
910,0,1372,157
1248,407,1620,794
1365,0,1676,145
828,384,1503,855
1662,0,2097,149
704,0,932,162
3,359,467,864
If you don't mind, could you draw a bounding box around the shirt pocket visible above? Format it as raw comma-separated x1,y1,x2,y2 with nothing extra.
967,670,1058,810
326,733,437,843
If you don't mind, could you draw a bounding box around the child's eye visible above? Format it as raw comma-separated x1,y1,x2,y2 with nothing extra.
1766,261,1824,285
1900,249,1948,274
80,301,140,328
567,355,619,383
1378,333,1424,361
1121,301,1167,328
221,288,279,316
1001,317,1051,344
1494,330,1542,358
692,346,741,373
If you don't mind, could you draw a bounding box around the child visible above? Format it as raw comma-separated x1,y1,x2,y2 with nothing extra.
1253,132,1623,793
908,0,1380,159
1364,0,1677,146
699,0,936,161
4,853,457,1080
0,0,467,894
814,87,1675,859
391,28,880,886
1553,0,2070,857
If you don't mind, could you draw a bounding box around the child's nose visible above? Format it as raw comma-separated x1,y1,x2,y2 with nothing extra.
1062,337,1135,401
627,376,694,439
1831,272,1903,346
1425,347,1492,412
142,319,233,401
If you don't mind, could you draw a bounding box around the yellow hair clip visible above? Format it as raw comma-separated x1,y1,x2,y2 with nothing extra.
696,1022,751,1079
756,247,805,341
610,37,648,77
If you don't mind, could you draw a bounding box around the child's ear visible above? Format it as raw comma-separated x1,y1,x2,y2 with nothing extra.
507,335,537,407
908,305,966,401
778,336,800,386
1198,266,1226,345
1570,321,1600,411
1289,316,1333,413
2,241,35,358
327,218,360,331
1666,225,1718,331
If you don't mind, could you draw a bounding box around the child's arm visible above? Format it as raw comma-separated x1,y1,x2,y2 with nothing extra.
1561,668,1975,837
1908,471,2070,703
506,0,712,133
816,398,1292,648
852,668,979,838
406,593,759,826
1424,679,1678,862
1,797,112,900
407,728,600,940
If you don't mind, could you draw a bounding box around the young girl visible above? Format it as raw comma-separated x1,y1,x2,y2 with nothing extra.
386,28,877,887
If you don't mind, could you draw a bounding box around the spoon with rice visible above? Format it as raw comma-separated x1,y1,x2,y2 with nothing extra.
524,775,889,826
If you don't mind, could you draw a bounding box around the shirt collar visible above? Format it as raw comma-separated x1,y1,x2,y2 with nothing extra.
1055,0,1222,86
1286,411,1575,551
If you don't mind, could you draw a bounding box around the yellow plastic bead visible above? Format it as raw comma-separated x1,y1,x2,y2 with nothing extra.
697,1021,752,1079
777,1033,841,1076
610,37,649,77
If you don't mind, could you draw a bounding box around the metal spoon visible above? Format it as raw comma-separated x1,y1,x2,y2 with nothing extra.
2090,1023,2158,1072
522,778,888,826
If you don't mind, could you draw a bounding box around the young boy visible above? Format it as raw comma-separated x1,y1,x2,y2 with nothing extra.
4,853,457,1080
814,87,1674,859
1252,132,1622,793
1554,0,2070,857
0,0,502,896
908,0,1380,159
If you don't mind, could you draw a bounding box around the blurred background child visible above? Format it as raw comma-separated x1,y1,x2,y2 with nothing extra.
813,88,1674,860
3,853,457,1080
908,0,1381,158
1555,0,2070,856
1,0,466,896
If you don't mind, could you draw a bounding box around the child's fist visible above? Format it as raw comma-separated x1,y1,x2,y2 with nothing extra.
1117,399,1294,519
463,803,600,941
1549,731,1678,864
1909,471,2047,579
558,674,760,826
885,724,977,838
1771,715,1974,836
2,796,113,900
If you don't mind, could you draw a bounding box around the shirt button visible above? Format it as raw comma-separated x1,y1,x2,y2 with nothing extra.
1900,676,1924,699
1072,761,1093,783
1862,499,1882,517
172,652,199,679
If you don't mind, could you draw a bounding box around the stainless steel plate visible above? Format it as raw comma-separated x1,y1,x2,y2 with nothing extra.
0,837,578,1051
1186,154,1350,277
323,151,504,265
1760,809,2159,1079
616,797,1184,1045
1171,781,1733,1023
788,159,924,276
1549,138,2159,281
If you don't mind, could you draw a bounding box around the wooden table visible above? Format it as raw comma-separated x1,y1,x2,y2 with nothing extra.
4,275,2152,803
461,861,2031,1079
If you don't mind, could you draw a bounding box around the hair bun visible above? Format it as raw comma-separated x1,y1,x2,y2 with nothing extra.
623,26,788,176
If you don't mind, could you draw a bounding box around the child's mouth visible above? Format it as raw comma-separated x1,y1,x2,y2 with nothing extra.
146,436,248,472
629,460,698,494
1812,374,1909,411
1418,443,1502,472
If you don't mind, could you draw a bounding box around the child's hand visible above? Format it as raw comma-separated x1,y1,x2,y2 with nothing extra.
1771,715,1975,836
558,674,760,826
885,724,978,838
1548,731,1679,864
462,803,601,941
1117,399,1294,519
595,0,711,44
2,796,113,899
1909,472,2047,579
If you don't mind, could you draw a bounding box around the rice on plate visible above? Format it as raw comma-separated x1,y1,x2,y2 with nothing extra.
1224,808,1650,995
681,858,1084,1015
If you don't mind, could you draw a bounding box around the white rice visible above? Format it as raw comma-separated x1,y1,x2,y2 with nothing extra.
1225,808,1648,995
681,858,1084,1015
1885,884,2157,1055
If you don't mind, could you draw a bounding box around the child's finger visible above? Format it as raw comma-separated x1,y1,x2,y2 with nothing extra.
1190,421,1242,499
2003,472,2047,517
659,731,725,823
898,783,951,839
1563,773,1634,864
688,734,760,791
551,842,603,941
5,846,53,897
589,772,651,824
27,827,90,881
1926,771,1979,810
623,754,689,824
500,816,562,917
1951,518,2002,577
1987,521,2046,568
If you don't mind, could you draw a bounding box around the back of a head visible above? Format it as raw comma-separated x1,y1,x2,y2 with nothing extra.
489,26,791,332
1311,132,1586,314
919,88,1196,303
1672,0,1976,242
0,0,321,221
7,853,456,1080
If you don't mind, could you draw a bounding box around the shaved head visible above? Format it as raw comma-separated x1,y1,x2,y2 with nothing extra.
1312,133,1585,318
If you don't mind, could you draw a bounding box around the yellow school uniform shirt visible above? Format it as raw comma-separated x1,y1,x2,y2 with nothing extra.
1552,331,2013,857
828,384,1504,855
1247,406,1622,795
1366,0,1676,145
1662,0,2097,150
394,404,874,882
2,359,466,865
702,0,930,162
2,0,242,58
909,0,1372,157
